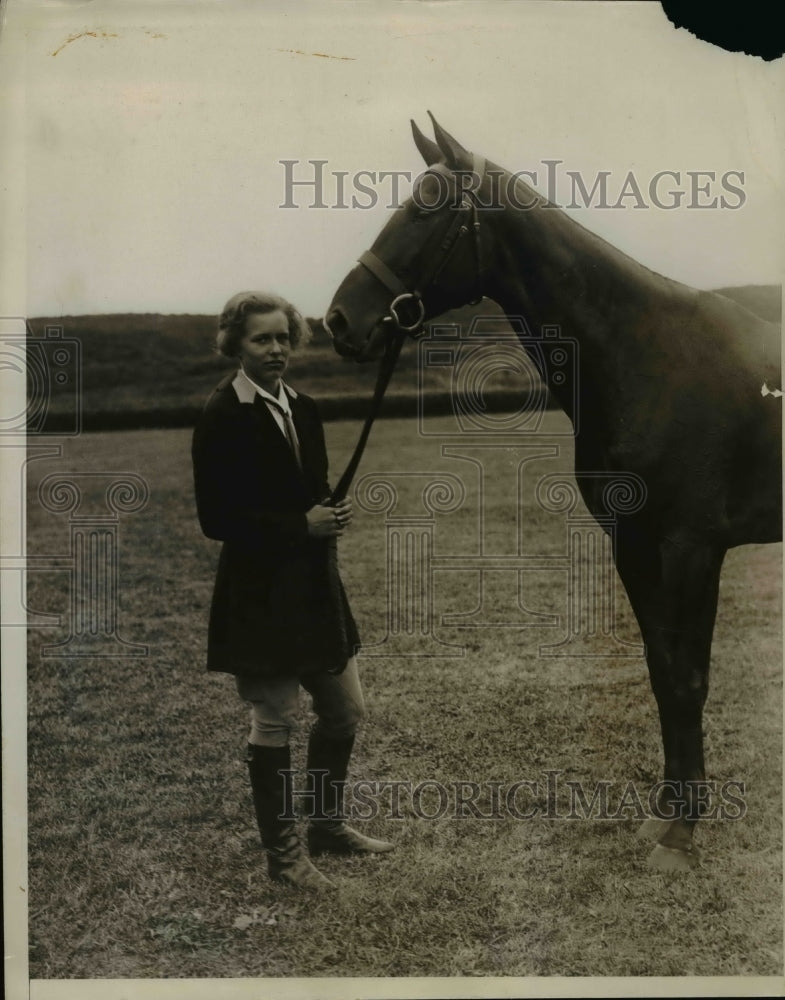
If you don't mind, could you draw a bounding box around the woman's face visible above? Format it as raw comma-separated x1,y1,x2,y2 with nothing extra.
237,309,291,392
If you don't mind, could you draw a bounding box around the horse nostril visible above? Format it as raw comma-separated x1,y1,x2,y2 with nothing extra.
325,309,361,358
324,309,347,341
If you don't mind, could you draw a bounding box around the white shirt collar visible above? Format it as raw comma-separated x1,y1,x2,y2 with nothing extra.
233,368,298,411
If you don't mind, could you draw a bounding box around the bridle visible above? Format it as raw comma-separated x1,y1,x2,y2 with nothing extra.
356,153,487,337
327,154,487,504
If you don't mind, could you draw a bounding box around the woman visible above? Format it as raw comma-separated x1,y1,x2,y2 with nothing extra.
192,291,393,890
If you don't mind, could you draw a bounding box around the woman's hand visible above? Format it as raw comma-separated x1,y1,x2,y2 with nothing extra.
306,498,353,538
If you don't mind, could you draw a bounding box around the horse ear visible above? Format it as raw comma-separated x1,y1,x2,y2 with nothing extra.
428,111,471,169
411,118,443,166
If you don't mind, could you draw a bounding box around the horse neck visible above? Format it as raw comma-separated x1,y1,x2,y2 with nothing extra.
480,166,689,408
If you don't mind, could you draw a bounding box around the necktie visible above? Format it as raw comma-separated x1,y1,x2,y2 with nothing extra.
265,397,302,469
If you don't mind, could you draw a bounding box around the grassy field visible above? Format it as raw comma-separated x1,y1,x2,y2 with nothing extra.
24,413,782,981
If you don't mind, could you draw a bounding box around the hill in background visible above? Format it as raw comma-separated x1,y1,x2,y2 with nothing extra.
26,301,514,429
27,286,780,430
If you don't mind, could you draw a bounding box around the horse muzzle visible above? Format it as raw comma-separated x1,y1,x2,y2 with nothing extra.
324,307,389,362
324,307,361,358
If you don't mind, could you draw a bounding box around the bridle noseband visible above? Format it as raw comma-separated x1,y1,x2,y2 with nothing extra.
357,154,487,338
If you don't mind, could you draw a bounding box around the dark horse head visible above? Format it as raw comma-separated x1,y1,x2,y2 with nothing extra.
325,113,490,361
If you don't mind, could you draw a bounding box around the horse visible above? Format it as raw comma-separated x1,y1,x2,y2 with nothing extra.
324,114,782,871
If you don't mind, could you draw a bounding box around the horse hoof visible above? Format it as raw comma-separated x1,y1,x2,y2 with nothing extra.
648,842,700,873
637,817,673,841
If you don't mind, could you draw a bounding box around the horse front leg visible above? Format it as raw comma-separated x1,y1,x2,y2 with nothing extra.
615,530,726,871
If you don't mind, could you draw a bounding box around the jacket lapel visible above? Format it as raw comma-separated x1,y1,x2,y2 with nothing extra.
231,370,312,490
289,392,319,484
248,393,302,477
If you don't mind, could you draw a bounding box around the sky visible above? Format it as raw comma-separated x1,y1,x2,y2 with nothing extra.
1,0,783,319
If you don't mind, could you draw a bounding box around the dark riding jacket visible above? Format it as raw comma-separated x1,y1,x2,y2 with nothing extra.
191,372,360,678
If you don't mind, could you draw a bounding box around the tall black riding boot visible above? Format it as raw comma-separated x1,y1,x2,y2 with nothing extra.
306,729,394,857
246,743,334,889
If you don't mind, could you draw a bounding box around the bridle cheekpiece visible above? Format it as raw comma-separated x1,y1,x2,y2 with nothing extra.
357,153,487,338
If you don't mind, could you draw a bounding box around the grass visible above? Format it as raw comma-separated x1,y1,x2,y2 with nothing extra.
24,412,782,980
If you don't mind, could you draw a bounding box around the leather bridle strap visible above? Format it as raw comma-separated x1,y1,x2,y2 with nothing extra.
357,154,486,337
328,154,486,502
328,328,405,504
358,250,409,298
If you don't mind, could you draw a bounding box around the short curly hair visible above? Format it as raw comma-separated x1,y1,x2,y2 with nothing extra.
216,291,312,357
